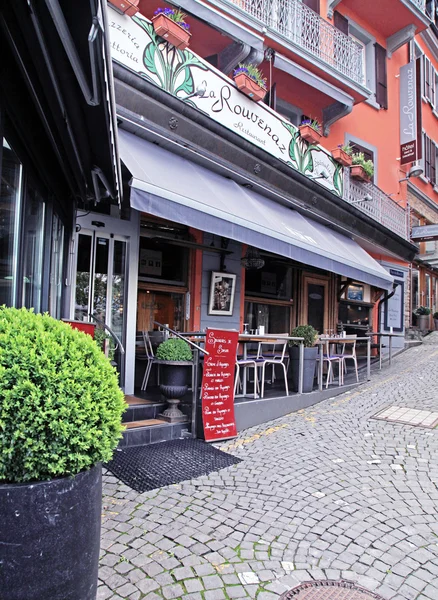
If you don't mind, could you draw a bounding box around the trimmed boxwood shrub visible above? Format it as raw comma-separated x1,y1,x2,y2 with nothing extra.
156,337,193,361
0,307,126,484
289,324,319,347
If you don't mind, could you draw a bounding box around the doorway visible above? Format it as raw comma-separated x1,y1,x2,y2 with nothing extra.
301,275,329,335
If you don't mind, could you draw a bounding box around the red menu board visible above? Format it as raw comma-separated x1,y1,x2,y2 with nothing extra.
201,328,239,442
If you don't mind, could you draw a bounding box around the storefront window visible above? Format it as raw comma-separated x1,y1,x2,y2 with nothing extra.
412,270,419,312
22,181,45,312
75,234,92,321
139,237,188,285
0,139,22,306
244,256,293,334
49,214,64,318
112,240,127,341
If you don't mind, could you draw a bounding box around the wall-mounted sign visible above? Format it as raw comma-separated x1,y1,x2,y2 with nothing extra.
108,7,344,197
411,224,438,242
384,280,404,332
400,60,422,165
139,249,162,276
201,328,239,442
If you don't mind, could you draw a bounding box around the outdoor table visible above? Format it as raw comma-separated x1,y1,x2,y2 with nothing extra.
237,334,304,397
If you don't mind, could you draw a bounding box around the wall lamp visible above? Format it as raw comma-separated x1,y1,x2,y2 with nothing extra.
313,169,329,181
398,165,423,183
350,193,373,205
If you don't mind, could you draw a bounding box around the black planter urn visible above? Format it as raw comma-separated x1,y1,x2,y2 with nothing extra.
288,346,318,393
158,360,192,423
0,464,102,600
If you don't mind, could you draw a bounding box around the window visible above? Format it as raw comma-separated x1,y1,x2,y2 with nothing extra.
425,240,436,254
422,55,436,108
49,213,65,318
422,132,438,186
348,139,375,182
276,99,302,127
0,139,22,307
22,181,45,312
426,273,432,308
375,43,388,109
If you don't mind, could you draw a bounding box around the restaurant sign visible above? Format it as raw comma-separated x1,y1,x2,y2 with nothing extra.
109,7,344,197
201,328,239,442
399,60,422,166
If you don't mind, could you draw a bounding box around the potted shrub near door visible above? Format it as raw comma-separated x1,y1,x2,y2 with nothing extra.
156,337,193,423
288,325,319,393
0,307,125,600
415,306,431,332
434,312,438,330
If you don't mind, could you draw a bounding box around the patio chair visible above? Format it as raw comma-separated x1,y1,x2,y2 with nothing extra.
256,339,289,397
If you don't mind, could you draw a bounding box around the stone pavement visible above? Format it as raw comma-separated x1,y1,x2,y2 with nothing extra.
99,334,438,600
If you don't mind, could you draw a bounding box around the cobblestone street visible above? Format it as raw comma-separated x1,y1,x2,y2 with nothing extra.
99,335,438,600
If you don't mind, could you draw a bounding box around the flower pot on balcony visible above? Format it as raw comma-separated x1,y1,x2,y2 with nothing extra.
234,73,266,102
152,14,191,50
332,147,352,167
350,164,371,183
109,0,139,16
299,124,322,144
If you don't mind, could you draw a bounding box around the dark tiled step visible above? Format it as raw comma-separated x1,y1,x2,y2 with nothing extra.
121,420,190,447
123,396,166,422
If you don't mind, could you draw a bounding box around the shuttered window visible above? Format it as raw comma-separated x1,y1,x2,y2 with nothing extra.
375,43,387,109
303,0,320,13
423,133,437,186
334,11,349,35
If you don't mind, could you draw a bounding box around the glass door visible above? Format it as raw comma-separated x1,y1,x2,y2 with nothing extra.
73,230,128,382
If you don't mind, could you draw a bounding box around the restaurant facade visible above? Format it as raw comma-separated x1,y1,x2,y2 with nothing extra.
63,2,421,399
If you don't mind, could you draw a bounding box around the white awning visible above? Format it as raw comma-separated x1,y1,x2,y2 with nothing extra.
118,129,393,290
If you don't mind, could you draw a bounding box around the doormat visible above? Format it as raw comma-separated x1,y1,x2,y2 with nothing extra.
105,438,242,493
280,580,384,599
371,405,438,428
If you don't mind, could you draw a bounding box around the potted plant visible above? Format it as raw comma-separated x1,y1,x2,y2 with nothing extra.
233,64,267,102
152,7,191,50
288,324,319,393
109,0,139,16
0,307,125,600
433,311,438,330
156,337,193,423
415,306,431,332
332,143,353,167
299,118,322,144
351,152,374,182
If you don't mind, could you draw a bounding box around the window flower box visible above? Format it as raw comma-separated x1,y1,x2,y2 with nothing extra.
109,0,139,16
152,13,191,50
350,164,371,182
234,72,266,102
332,147,352,167
299,124,322,144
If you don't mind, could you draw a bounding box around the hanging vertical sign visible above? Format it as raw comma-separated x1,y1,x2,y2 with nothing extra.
400,59,422,165
201,328,239,442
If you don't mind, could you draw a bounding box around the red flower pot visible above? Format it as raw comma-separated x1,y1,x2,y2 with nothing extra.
234,73,266,102
331,147,352,167
153,14,191,50
109,0,139,16
350,164,371,182
299,124,322,144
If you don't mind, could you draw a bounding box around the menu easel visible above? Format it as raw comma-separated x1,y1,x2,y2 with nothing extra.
201,328,239,442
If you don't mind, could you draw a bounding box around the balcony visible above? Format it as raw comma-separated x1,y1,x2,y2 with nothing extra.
343,171,409,240
216,0,364,85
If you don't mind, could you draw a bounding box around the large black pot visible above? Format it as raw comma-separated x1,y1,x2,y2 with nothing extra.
158,360,192,423
0,464,102,600
288,346,318,393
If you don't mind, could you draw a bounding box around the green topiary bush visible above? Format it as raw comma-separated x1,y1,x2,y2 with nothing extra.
289,324,319,347
156,337,193,361
0,307,126,484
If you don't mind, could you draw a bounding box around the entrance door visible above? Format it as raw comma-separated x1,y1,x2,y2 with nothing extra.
73,230,128,382
302,276,329,335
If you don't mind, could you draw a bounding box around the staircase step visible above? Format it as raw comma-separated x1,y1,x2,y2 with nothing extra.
121,420,190,447
124,419,165,429
123,395,166,421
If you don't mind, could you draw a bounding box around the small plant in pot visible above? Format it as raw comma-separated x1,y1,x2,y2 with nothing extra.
152,7,191,50
351,152,374,182
415,306,431,332
156,337,193,423
233,63,267,102
0,307,125,600
299,118,322,144
288,325,319,393
332,143,353,167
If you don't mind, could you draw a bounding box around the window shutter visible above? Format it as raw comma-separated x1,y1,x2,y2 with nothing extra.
375,43,388,109
302,0,320,13
431,141,437,186
334,11,349,35
425,56,431,100
425,134,431,180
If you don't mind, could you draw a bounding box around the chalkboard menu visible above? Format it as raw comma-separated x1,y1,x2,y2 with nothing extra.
201,328,239,442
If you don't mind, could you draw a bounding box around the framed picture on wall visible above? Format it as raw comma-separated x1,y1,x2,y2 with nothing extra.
347,284,364,302
208,272,237,316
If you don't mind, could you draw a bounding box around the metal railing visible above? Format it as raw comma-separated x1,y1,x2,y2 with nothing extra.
222,0,364,84
411,0,427,13
343,170,409,240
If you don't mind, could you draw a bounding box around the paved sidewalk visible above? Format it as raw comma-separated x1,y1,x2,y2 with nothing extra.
99,334,438,600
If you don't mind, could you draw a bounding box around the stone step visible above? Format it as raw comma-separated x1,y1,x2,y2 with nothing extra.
121,418,190,447
123,395,166,421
